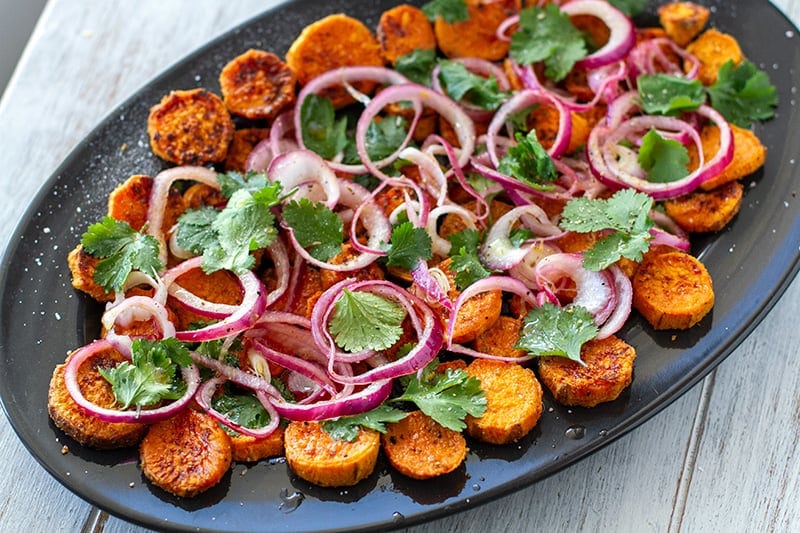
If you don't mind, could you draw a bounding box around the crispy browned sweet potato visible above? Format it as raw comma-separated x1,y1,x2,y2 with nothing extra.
230,427,286,463
632,250,714,329
219,49,296,121
147,88,234,165
658,2,710,46
663,181,744,233
537,335,636,408
473,316,526,359
284,420,380,487
48,348,148,449
67,245,113,302
140,408,232,497
381,410,466,479
465,359,542,444
285,14,384,108
690,124,767,191
684,28,743,85
377,4,437,65
434,0,518,61
167,267,244,331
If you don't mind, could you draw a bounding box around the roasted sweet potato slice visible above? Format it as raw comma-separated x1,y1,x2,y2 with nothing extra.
632,250,714,329
381,410,466,479
377,4,437,64
147,88,234,165
223,127,270,173
663,181,744,233
219,49,296,121
658,2,710,46
230,427,285,463
537,335,636,408
140,408,232,497
284,420,380,487
434,0,518,61
684,28,743,85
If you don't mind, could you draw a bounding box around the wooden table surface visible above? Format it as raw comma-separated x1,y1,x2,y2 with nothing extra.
1,1,798,531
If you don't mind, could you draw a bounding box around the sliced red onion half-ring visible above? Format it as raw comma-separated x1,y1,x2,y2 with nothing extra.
269,378,394,422
587,105,734,199
532,252,617,325
175,269,267,342
560,0,636,70
248,337,338,396
64,339,200,424
480,204,563,270
147,166,220,266
195,376,281,438
596,264,632,339
356,82,476,180
268,149,340,209
426,204,479,257
446,275,538,348
161,256,239,319
410,260,453,312
486,89,573,165
102,295,176,357
649,209,691,252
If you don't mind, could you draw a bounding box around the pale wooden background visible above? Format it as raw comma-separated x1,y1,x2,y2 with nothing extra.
0,1,798,532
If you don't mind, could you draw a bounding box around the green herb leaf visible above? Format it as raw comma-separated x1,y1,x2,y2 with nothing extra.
385,221,433,270
281,198,344,262
510,4,587,82
437,60,508,111
638,128,690,183
447,229,492,289
421,0,469,23
364,115,410,161
328,289,406,353
497,130,558,188
81,216,163,292
322,405,408,441
300,94,348,159
212,391,272,431
392,360,487,431
559,189,654,270
174,206,219,254
395,49,437,86
98,338,191,410
607,0,648,16
217,170,270,198
637,73,706,115
707,60,778,127
514,303,598,364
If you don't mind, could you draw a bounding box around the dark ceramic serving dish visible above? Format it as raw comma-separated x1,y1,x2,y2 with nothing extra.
2,1,800,531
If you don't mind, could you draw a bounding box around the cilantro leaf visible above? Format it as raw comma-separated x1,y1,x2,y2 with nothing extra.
607,0,648,16
497,130,558,188
510,4,587,82
81,216,163,292
637,74,706,115
392,360,487,431
217,170,270,198
364,115,410,161
638,128,690,183
559,189,654,270
281,198,343,262
98,338,191,410
437,60,508,111
300,94,348,159
176,183,282,274
322,405,408,441
328,289,406,353
421,0,469,23
385,221,433,270
395,49,437,86
447,229,492,289
514,303,598,364
708,60,778,127
212,391,272,431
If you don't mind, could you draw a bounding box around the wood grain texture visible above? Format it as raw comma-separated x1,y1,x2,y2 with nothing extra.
0,1,797,532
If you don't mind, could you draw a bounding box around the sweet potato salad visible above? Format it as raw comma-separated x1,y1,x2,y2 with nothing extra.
48,0,776,496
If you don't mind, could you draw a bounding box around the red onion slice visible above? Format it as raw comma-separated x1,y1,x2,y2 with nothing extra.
195,377,281,438
596,265,632,339
560,0,636,70
268,149,341,209
270,378,393,422
481,204,563,270
64,339,200,424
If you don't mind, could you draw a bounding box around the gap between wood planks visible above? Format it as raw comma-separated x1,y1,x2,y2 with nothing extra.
668,370,717,533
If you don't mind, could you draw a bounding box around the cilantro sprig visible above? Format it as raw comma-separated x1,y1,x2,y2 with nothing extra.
328,289,406,353
497,130,558,189
392,359,487,432
81,216,163,292
98,338,192,410
395,49,437,86
447,228,493,289
176,173,283,274
559,189,654,271
708,60,779,127
437,60,509,111
637,74,706,115
510,4,588,82
322,405,408,442
637,129,690,183
515,303,598,365
385,221,433,270
281,198,343,262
